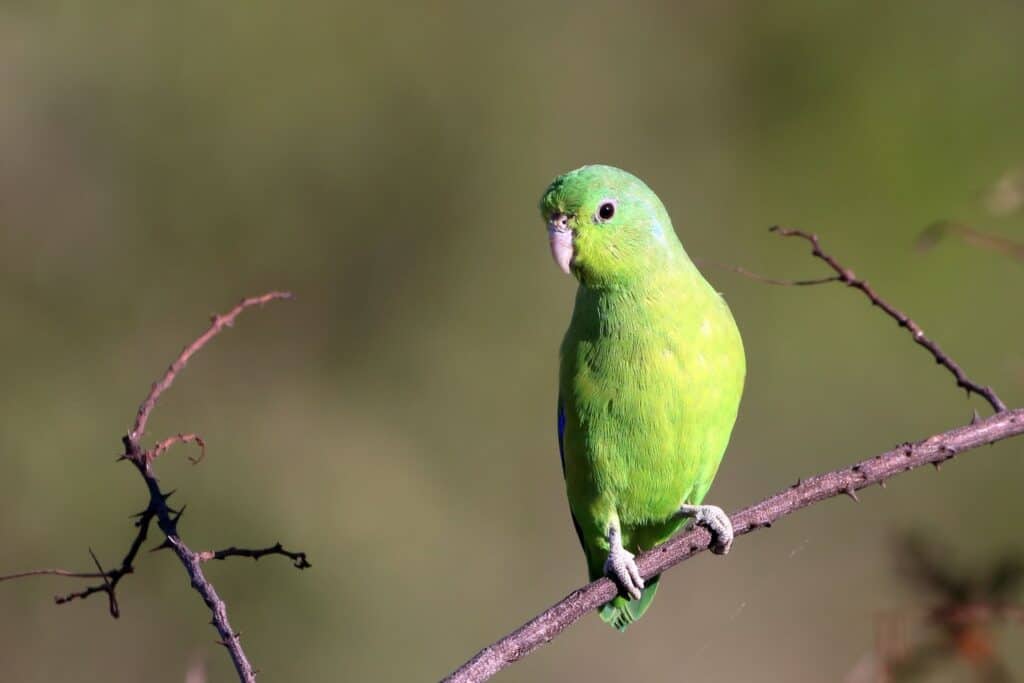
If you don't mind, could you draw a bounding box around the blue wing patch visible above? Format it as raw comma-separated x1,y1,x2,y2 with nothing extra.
558,396,586,552
557,398,567,476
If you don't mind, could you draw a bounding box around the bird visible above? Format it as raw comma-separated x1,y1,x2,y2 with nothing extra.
540,164,746,630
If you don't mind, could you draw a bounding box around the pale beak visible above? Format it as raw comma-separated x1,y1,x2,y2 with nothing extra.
547,213,573,275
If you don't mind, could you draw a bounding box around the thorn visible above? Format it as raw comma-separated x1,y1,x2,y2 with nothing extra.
150,538,174,553
844,487,860,503
171,505,187,524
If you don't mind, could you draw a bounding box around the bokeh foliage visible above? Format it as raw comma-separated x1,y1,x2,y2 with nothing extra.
2,2,1023,680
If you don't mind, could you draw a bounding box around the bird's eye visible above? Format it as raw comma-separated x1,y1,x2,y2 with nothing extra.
597,200,616,222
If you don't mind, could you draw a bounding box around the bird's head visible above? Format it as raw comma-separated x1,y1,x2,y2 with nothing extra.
538,164,682,287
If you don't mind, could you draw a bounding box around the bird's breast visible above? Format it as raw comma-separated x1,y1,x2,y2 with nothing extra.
560,281,744,523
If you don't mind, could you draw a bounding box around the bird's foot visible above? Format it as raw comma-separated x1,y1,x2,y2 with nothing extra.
678,504,733,555
603,527,644,600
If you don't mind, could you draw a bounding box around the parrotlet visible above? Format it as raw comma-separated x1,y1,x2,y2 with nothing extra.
541,165,745,630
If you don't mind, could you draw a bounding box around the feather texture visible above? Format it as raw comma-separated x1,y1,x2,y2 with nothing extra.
542,165,745,629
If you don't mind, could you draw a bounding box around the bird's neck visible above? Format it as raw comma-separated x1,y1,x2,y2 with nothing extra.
571,259,707,332
575,247,699,296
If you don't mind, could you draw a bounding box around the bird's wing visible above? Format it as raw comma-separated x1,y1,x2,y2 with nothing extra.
557,398,567,475
558,397,587,552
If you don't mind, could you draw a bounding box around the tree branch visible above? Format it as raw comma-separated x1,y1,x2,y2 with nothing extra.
443,228,1015,682
769,226,1007,413
129,291,293,447
198,543,312,569
0,569,110,582
1,291,305,683
695,257,841,286
149,432,206,464
444,408,1024,683
705,229,1008,412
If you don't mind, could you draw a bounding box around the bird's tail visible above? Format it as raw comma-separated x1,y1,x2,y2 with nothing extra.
599,574,661,631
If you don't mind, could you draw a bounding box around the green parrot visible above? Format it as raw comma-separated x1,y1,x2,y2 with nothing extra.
541,165,745,631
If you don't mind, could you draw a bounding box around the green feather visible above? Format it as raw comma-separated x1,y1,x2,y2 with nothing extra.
600,576,661,631
542,165,746,629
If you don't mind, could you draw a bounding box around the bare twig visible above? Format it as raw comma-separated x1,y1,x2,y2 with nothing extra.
198,543,312,569
0,568,109,582
770,227,1007,413
444,408,1024,683
916,222,1024,263
149,433,206,464
0,506,156,608
118,292,295,682
85,548,119,618
128,291,293,448
51,506,156,617
695,258,841,286
2,292,302,683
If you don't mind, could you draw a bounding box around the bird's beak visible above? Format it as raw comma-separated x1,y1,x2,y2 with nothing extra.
547,213,573,275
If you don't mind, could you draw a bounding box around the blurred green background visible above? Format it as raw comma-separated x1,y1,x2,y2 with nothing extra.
2,2,1023,681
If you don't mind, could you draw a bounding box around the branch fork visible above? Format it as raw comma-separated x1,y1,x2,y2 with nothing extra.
2,291,304,683
443,228,1017,682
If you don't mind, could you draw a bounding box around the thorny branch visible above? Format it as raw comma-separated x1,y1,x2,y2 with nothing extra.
1,291,307,683
704,228,1008,413
198,543,312,569
443,229,1017,683
444,410,1024,683
768,227,1007,413
48,505,158,619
